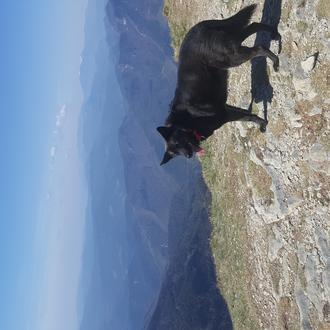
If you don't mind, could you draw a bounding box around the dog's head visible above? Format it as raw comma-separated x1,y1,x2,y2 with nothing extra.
157,126,203,165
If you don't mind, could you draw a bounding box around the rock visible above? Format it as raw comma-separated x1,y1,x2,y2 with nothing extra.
292,41,299,51
292,77,317,100
301,53,318,73
323,302,330,322
308,107,322,116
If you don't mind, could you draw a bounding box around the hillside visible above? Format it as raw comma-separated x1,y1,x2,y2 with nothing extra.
164,0,330,329
80,0,234,328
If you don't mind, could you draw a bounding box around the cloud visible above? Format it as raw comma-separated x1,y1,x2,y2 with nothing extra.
55,104,67,128
50,146,57,158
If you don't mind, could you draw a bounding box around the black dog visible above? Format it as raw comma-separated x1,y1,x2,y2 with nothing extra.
157,4,280,165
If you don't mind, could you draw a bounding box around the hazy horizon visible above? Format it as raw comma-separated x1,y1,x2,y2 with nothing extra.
0,1,98,329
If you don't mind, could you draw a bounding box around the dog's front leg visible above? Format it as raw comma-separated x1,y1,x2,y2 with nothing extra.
224,104,268,132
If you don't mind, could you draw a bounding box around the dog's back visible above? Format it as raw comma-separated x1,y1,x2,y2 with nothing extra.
174,5,256,115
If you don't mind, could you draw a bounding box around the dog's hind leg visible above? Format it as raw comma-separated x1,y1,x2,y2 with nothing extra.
238,23,280,42
224,104,268,132
230,46,279,71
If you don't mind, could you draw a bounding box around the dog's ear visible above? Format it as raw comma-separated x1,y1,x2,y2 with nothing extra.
160,151,173,165
157,126,173,141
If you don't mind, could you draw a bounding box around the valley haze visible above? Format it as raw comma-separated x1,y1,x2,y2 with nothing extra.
78,0,231,329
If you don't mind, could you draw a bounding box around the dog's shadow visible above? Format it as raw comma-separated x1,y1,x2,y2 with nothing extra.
251,0,282,121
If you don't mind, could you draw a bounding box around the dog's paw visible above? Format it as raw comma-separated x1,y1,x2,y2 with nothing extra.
260,120,268,133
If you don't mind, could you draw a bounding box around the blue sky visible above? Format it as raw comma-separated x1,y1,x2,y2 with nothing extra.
0,1,88,329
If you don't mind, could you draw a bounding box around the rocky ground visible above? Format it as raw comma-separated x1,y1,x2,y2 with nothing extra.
164,0,330,329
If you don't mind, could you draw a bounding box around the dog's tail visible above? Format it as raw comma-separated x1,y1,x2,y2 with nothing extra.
222,4,256,28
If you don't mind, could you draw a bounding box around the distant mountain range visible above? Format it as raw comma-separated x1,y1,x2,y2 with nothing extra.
78,0,232,329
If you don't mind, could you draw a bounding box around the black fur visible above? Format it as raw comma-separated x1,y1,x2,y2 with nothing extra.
158,4,280,165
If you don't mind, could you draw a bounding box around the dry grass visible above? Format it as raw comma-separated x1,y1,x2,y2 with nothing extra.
201,134,261,330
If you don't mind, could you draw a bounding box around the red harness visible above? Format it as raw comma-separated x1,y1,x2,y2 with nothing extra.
192,130,204,142
192,130,205,157
176,127,206,157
